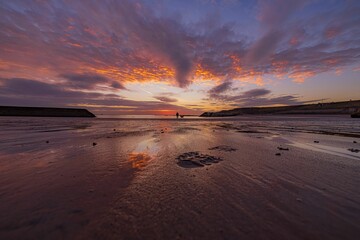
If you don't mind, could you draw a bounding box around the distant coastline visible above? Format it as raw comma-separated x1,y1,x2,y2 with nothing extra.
200,100,360,117
0,106,96,118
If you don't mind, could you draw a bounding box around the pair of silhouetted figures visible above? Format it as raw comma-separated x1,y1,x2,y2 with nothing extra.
176,112,184,119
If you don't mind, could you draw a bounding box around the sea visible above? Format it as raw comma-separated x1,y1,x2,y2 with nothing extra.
0,114,359,153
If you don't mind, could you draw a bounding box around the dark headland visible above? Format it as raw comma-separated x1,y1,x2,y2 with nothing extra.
0,106,96,117
200,100,360,117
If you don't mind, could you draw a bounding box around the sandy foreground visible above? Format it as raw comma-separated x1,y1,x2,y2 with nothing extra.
0,117,359,239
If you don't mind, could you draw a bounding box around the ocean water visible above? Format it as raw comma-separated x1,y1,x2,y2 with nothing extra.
0,114,358,160
0,115,359,149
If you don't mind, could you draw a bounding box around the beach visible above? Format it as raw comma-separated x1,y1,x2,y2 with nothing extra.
0,115,359,239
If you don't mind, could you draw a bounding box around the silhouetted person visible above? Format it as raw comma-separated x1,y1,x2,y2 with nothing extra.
176,112,179,119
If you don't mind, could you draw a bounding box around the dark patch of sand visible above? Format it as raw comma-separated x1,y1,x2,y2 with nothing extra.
277,146,289,151
208,145,237,152
348,148,360,153
171,127,201,134
176,151,223,168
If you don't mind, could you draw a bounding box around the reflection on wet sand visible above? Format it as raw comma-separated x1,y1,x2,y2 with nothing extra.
128,152,152,170
290,141,360,160
0,116,359,239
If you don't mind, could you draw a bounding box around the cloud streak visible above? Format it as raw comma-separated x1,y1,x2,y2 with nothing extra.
154,96,178,103
208,85,321,107
59,73,125,90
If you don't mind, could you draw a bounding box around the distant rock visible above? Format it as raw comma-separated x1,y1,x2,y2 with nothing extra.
277,147,289,151
351,112,360,118
0,106,95,117
199,100,360,117
348,148,360,153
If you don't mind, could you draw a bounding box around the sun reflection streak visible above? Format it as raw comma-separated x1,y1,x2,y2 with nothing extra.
128,152,152,170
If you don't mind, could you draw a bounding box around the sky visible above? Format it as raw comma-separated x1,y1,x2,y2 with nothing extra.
0,0,359,115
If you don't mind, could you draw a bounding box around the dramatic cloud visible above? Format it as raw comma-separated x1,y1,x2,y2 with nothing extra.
246,30,283,65
153,96,178,103
257,0,308,28
208,86,321,107
0,78,196,114
0,0,193,87
241,89,271,98
1,0,359,88
0,78,63,97
0,0,359,112
208,80,234,99
60,73,125,90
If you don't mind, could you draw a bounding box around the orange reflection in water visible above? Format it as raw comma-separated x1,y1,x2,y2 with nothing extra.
128,152,152,170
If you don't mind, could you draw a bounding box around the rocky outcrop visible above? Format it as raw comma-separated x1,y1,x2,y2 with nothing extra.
0,106,96,117
351,112,360,118
200,100,360,117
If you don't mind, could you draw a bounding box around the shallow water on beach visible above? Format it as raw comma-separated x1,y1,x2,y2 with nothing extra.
0,115,359,147
0,115,359,239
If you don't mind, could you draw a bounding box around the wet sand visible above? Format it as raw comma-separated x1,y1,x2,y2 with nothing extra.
0,116,359,239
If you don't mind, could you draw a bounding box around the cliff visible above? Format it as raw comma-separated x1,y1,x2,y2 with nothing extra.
200,100,360,117
0,106,96,118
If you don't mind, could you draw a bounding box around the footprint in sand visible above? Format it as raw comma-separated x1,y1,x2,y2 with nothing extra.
208,145,237,152
176,151,223,168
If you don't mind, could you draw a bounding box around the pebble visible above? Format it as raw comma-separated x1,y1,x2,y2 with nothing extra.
296,198,303,203
92,142,97,146
314,141,319,143
348,148,360,153
354,141,357,143
275,153,281,156
46,140,49,143
277,147,289,151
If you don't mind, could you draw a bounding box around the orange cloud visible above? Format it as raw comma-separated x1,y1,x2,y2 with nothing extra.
289,71,315,83
228,54,242,73
194,64,220,81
